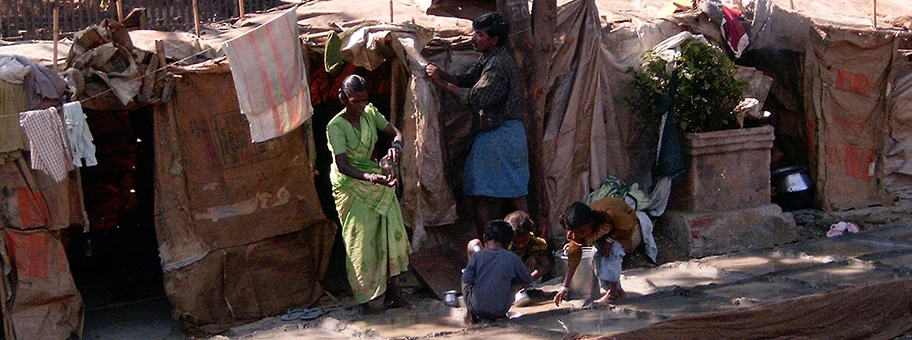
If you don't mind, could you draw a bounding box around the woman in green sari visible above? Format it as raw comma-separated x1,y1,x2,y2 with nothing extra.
327,75,410,312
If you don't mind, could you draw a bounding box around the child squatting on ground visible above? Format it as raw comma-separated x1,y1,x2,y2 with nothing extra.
554,199,638,306
504,210,550,307
463,220,533,324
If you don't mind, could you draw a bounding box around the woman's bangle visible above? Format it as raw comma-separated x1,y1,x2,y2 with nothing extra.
391,140,403,150
367,173,376,184
560,286,570,293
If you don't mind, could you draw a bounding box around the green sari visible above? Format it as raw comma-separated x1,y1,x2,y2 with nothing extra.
327,104,410,304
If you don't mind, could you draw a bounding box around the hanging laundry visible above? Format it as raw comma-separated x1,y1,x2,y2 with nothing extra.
19,107,73,182
0,55,68,109
0,71,32,155
222,8,313,143
63,101,97,167
721,6,748,58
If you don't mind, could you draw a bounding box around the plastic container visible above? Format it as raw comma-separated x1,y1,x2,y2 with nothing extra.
560,246,601,300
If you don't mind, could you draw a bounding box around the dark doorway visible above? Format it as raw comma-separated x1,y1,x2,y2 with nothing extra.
64,105,164,309
309,62,395,298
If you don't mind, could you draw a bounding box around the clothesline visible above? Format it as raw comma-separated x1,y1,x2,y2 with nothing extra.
0,46,216,118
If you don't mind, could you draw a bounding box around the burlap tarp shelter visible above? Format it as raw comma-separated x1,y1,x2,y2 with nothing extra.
0,60,86,339
0,0,910,335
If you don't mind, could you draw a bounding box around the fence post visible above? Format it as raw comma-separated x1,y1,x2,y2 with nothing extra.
872,0,877,28
192,0,200,36
117,0,124,22
53,5,59,72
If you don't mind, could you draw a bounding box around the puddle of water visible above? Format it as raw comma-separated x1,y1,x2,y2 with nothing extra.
516,309,664,335
354,307,466,338
242,328,361,340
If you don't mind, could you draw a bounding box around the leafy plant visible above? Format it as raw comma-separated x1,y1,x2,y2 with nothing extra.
626,41,747,133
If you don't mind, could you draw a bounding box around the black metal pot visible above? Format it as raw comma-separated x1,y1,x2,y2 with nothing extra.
771,166,814,211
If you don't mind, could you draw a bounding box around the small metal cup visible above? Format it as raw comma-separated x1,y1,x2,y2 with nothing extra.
443,290,457,306
379,156,394,176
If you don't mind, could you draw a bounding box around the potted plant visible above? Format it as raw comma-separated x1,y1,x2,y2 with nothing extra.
627,40,746,134
626,38,795,261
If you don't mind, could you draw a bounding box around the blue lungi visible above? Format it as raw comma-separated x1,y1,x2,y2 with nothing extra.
463,119,529,197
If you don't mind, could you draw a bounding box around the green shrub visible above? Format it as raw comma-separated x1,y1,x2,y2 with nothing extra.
626,40,747,133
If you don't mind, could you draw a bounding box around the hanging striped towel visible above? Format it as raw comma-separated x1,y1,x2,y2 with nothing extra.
222,7,313,143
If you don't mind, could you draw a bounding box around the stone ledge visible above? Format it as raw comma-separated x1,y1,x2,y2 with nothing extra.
655,204,798,263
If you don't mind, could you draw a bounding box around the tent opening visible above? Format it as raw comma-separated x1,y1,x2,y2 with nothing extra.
736,48,809,170
309,62,396,298
63,105,166,309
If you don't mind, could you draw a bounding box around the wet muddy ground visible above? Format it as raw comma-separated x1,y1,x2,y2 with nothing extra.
83,201,912,339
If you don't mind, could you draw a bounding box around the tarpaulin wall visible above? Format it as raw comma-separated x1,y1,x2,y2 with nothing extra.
0,153,86,340
541,0,684,237
805,27,895,210
153,62,335,333
884,44,912,198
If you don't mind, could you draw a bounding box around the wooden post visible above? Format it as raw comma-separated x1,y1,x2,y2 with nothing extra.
155,40,167,67
53,5,59,72
116,0,124,22
389,0,394,23
238,0,245,18
789,0,794,10
192,0,200,36
530,0,556,239
872,0,877,28
496,0,553,238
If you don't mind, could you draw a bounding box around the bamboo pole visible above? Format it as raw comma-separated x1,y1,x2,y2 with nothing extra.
238,0,245,18
116,0,124,22
53,5,59,72
192,0,200,36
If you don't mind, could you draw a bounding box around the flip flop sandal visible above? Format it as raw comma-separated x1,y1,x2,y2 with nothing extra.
280,307,327,321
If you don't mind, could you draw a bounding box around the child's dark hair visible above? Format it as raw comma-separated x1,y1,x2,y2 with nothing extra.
472,12,509,47
484,220,514,246
505,210,534,236
561,202,593,232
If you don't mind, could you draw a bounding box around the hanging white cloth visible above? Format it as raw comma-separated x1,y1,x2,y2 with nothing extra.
63,101,97,167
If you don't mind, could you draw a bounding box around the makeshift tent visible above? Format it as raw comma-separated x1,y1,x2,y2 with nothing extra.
0,57,85,339
0,0,910,334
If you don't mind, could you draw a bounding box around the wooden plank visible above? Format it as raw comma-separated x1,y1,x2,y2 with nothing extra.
410,246,466,300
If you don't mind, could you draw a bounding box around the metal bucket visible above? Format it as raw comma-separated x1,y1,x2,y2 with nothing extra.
560,247,600,300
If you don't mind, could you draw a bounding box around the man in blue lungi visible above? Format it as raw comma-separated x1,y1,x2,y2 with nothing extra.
426,12,530,239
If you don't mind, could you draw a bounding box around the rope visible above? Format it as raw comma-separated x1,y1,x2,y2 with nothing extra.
0,46,216,118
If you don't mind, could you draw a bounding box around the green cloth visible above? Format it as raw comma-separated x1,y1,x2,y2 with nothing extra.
327,103,410,304
324,31,344,74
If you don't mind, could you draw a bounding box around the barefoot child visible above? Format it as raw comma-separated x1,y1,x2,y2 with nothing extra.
554,198,638,306
504,211,550,307
505,211,551,282
463,220,533,323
